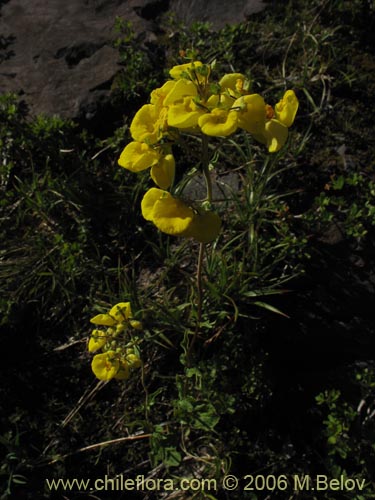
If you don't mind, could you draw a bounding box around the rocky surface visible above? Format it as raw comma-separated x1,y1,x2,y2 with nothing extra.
0,0,266,120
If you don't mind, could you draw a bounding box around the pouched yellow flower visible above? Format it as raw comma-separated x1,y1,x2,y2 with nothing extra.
90,313,116,326
163,79,198,107
114,361,130,380
167,96,206,129
90,302,139,328
183,211,222,243
234,94,266,134
150,154,175,189
88,329,108,353
169,61,203,80
150,80,176,108
275,90,299,128
118,141,159,172
198,108,238,136
141,188,194,235
219,73,250,95
130,104,167,144
109,302,132,322
254,119,289,153
206,93,234,110
91,351,120,381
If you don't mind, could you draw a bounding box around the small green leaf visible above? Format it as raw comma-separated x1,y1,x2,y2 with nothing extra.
252,301,290,318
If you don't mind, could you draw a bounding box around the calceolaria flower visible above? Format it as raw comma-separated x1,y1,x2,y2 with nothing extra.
88,302,142,381
117,58,298,239
141,188,221,242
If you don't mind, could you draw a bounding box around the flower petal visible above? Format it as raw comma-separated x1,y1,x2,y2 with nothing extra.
169,61,203,80
152,196,194,235
90,314,116,326
91,351,119,381
254,119,289,153
88,329,108,353
109,302,132,321
141,187,169,221
118,141,159,172
151,154,175,189
198,109,238,137
234,94,266,134
183,211,222,243
275,90,299,128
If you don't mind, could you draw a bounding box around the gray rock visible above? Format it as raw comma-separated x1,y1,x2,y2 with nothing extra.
169,0,266,29
0,0,266,120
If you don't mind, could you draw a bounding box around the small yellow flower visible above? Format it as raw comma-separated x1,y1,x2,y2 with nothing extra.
183,211,222,243
91,351,120,381
233,94,266,134
167,96,206,129
118,141,159,172
254,119,289,153
219,73,250,95
90,313,116,326
109,302,132,322
150,154,175,189
198,108,238,137
113,360,130,380
169,61,203,80
275,90,299,128
150,80,176,108
163,79,198,107
206,93,234,110
141,188,195,236
88,329,108,353
130,104,167,144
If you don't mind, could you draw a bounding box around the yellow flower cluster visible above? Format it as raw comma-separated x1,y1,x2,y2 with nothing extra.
88,302,142,381
118,60,298,240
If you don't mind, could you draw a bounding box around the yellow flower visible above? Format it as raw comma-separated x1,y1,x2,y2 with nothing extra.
150,154,175,189
91,351,120,381
109,302,132,322
150,80,176,108
182,211,222,243
206,93,234,110
275,90,299,128
90,302,140,328
219,73,250,95
254,119,289,153
167,96,206,129
198,108,238,136
141,188,195,235
233,94,266,134
88,329,108,353
90,313,116,326
130,104,167,144
163,79,198,107
113,360,130,380
169,61,203,80
118,141,159,172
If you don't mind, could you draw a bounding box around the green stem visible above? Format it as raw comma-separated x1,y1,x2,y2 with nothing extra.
186,135,211,366
186,241,204,367
201,135,212,203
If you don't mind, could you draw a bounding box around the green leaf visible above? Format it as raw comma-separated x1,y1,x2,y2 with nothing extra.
252,301,290,318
